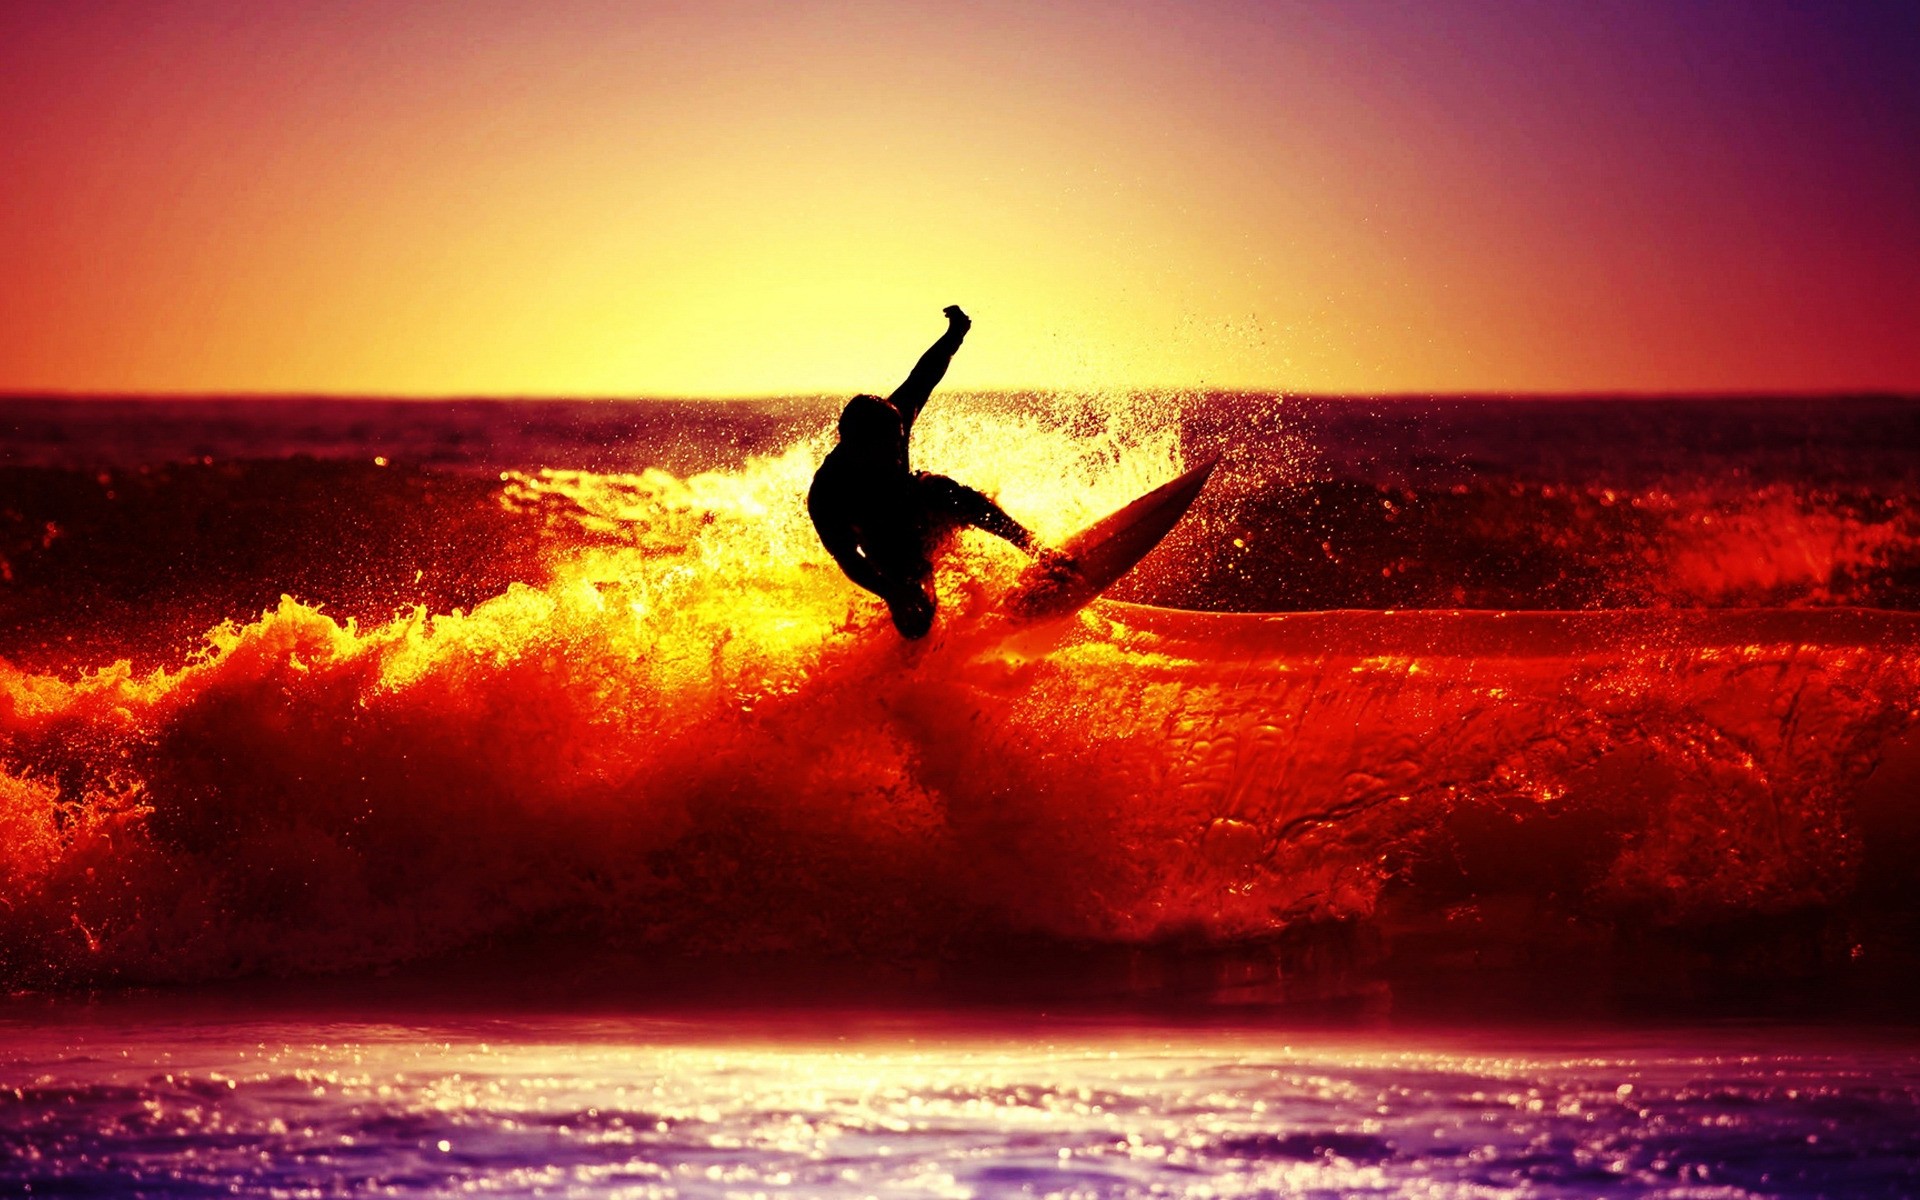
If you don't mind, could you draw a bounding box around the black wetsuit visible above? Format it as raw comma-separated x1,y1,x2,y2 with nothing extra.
809,311,1034,638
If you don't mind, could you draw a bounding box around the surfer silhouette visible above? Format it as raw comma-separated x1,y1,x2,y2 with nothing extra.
809,305,1051,638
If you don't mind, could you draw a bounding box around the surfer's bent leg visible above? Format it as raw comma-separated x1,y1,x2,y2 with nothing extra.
915,473,1035,552
856,542,938,639
883,580,936,639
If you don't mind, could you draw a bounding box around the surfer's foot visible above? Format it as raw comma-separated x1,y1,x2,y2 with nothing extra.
1030,548,1080,584
1021,549,1082,595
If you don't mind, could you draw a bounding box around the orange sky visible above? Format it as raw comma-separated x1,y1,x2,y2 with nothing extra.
2,1,1916,396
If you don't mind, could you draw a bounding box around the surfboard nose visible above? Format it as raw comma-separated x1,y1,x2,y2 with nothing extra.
1002,455,1220,623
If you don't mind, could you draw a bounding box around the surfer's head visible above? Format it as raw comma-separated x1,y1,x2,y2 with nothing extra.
836,394,903,450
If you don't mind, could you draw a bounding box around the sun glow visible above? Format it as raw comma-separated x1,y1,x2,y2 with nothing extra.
2,2,1914,396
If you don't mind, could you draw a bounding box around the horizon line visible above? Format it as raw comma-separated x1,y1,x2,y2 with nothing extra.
5,388,1918,405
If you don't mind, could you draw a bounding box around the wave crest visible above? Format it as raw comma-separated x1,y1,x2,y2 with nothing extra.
2,404,1918,988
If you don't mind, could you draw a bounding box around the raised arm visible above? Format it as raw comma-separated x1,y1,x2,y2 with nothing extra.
887,305,970,432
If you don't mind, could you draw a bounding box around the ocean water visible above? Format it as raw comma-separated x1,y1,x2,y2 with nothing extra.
2,392,1918,1195
5,1004,1920,1198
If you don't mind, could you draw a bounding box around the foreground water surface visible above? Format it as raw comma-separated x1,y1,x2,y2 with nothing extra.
4,1003,1918,1198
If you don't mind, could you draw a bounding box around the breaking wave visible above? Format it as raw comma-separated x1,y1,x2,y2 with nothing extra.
1,395,1918,988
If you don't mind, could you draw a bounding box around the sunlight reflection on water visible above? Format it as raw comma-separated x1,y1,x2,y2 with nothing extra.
3,1011,1919,1197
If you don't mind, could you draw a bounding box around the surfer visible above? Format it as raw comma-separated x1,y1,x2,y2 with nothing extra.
809,305,1054,638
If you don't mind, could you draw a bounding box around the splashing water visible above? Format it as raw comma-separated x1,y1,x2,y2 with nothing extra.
1,395,1917,991
0,398,1206,984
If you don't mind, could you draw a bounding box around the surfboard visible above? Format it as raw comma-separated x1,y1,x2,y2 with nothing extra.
1001,455,1219,622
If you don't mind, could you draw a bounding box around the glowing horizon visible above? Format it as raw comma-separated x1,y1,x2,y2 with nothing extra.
3,1,1916,398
